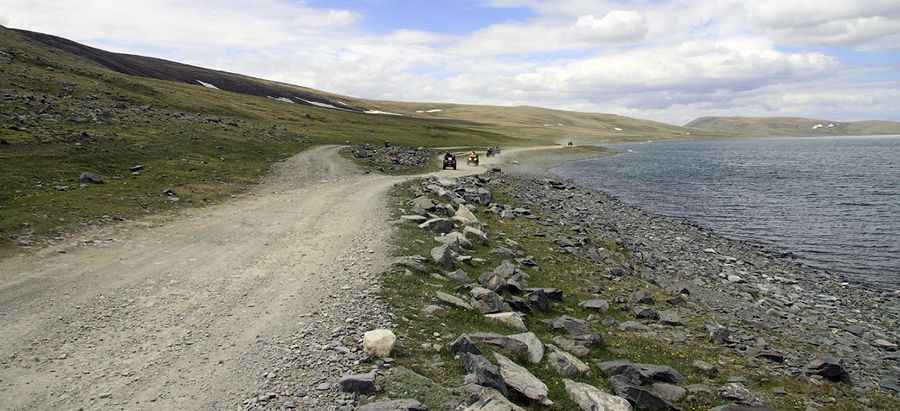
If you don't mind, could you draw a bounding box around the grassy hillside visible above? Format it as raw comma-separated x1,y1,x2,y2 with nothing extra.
686,116,900,137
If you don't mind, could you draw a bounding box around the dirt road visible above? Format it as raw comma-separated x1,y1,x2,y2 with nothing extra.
0,145,505,410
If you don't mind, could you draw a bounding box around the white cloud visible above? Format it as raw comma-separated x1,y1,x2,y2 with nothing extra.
3,0,899,123
745,0,900,47
570,11,647,42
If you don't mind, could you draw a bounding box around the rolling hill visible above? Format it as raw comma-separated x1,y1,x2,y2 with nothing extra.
6,26,715,143
686,116,900,137
1,25,716,253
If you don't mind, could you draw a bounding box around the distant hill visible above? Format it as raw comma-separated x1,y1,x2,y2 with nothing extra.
7,26,715,142
686,116,900,137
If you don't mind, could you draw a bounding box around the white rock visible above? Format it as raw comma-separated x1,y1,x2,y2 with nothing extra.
455,205,479,224
363,329,396,358
563,379,632,411
509,332,544,363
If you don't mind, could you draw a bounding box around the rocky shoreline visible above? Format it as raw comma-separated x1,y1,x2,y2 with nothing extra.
494,172,900,395
341,165,900,411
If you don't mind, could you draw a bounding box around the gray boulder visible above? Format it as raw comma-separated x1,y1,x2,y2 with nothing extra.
545,315,591,336
357,399,426,411
338,371,377,394
579,298,610,312
79,172,104,184
494,352,552,405
805,356,849,381
509,332,544,364
431,244,456,268
471,287,510,314
436,291,473,310
419,218,455,234
463,353,508,396
547,345,590,377
467,333,530,359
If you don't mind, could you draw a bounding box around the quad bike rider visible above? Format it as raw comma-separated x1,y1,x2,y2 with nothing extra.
467,151,479,166
442,152,457,170
486,147,496,157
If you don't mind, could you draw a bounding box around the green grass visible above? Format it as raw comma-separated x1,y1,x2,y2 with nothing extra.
378,180,900,410
0,27,523,254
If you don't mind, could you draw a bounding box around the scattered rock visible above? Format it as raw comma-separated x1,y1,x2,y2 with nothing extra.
563,379,632,411
485,312,527,331
339,372,377,394
436,291,473,311
79,172,104,184
579,298,610,312
357,399,426,411
462,353,508,396
547,345,590,377
805,356,849,382
509,332,544,364
493,352,552,405
363,329,397,358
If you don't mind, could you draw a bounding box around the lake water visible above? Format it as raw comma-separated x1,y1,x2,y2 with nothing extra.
554,135,900,288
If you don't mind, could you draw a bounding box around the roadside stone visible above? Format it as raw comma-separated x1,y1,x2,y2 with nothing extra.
545,315,591,336
467,333,530,359
412,196,436,211
444,269,471,283
422,304,449,317
618,321,651,332
563,379,632,411
471,287,510,314
464,226,489,245
805,356,849,381
79,172,104,184
692,360,718,377
357,399,426,411
598,360,683,384
436,231,473,251
462,353,507,396
493,352,552,405
431,244,456,268
552,336,591,358
873,339,898,351
719,383,763,406
339,372,377,394
485,312,527,331
436,291,473,311
455,205,479,224
509,332,544,364
579,298,610,312
633,306,660,321
659,310,682,326
363,329,397,358
630,289,655,305
462,386,523,411
547,345,590,377
419,218,455,234
650,382,687,403
401,215,428,223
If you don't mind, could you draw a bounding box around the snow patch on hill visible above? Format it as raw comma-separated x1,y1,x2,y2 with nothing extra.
365,110,403,116
196,80,219,90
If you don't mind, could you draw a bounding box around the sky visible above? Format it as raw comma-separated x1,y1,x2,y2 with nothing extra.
3,0,900,125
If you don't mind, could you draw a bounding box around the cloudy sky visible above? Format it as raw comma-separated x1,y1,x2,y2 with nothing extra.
4,0,900,124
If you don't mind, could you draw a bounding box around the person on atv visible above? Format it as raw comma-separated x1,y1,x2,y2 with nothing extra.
443,152,457,170
467,151,479,166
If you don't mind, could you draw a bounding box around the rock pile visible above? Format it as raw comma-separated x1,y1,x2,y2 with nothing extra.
349,144,434,173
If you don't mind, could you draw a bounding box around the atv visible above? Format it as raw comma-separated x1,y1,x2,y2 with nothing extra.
442,153,457,170
467,153,479,166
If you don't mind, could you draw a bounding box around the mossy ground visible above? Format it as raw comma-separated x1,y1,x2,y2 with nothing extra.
379,179,899,410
